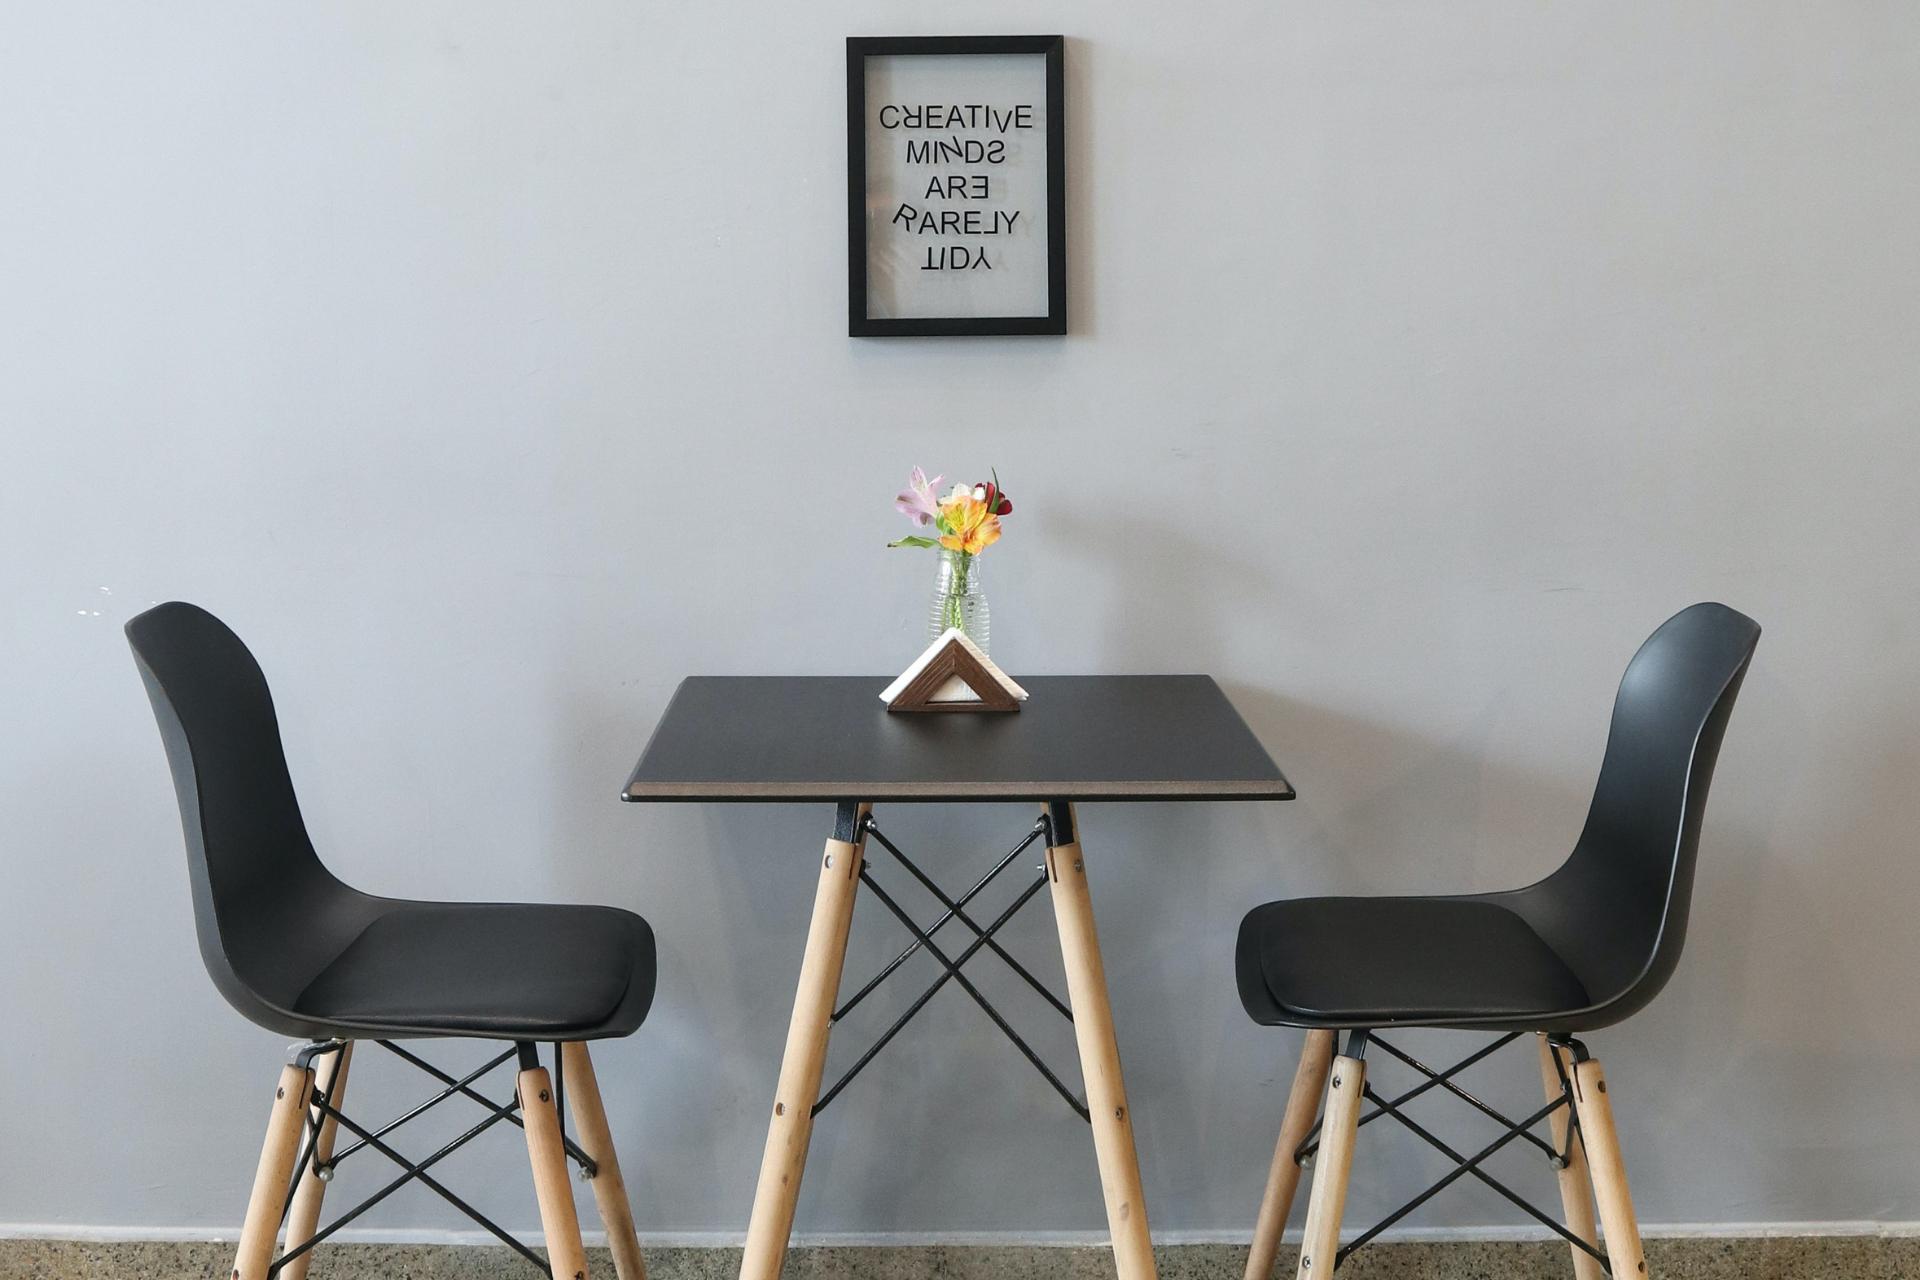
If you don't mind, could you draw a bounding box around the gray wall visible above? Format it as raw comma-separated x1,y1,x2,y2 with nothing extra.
4,0,1917,1242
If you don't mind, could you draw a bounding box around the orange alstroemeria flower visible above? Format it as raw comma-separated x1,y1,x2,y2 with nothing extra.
937,490,1002,555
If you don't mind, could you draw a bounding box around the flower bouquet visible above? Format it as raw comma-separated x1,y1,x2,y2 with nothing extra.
890,468,1013,652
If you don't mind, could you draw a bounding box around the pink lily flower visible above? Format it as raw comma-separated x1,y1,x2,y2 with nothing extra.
895,467,944,527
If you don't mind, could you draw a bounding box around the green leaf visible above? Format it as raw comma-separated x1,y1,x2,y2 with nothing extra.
888,535,940,549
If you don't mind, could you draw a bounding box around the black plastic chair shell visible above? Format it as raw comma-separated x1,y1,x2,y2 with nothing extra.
126,601,655,1043
1237,602,1760,1033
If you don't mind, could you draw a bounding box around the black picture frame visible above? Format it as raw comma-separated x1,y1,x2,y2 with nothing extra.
847,35,1066,337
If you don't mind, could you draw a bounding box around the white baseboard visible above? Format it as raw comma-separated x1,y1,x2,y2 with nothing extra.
4,1220,1918,1247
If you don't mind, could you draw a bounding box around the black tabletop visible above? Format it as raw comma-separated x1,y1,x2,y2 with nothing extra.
622,675,1292,803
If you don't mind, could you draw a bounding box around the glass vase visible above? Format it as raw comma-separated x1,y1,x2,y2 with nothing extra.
928,548,990,654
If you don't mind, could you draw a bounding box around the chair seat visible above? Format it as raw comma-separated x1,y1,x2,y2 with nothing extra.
1236,896,1589,1030
293,902,655,1040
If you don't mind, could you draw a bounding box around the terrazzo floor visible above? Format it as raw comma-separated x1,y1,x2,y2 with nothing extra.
4,1239,1913,1279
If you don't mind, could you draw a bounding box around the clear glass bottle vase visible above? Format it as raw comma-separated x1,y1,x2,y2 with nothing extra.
928,548,990,654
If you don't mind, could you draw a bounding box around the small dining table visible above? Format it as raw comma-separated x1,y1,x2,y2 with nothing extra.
622,674,1292,1280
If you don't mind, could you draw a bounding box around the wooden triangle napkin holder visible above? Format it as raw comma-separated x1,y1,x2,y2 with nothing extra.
880,628,1029,713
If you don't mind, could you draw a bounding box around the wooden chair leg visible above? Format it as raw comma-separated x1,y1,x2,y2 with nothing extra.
279,1042,353,1280
522,1060,591,1280
739,802,871,1280
1245,1030,1336,1280
562,1042,647,1280
1538,1037,1605,1280
1043,803,1156,1280
233,1062,316,1280
1294,1051,1364,1280
1570,1056,1649,1279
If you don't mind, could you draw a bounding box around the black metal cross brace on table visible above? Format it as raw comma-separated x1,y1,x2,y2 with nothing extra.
813,810,1092,1122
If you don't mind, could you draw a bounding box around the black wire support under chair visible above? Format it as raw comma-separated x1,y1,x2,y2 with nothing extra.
1296,1030,1614,1275
265,1039,602,1279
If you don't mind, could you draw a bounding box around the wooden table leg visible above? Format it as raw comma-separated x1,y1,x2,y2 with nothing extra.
1043,802,1157,1280
1245,1029,1335,1280
739,802,871,1280
280,1042,353,1280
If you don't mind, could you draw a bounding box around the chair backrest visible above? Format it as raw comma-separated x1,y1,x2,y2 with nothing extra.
1510,602,1761,1025
126,602,367,1030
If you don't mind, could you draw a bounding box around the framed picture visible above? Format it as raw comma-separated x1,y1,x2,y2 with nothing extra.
847,35,1066,337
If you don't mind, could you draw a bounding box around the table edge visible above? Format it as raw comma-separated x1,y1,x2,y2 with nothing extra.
621,778,1296,802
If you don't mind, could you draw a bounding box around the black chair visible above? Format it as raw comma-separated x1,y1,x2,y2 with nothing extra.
1237,603,1760,1280
127,602,654,1280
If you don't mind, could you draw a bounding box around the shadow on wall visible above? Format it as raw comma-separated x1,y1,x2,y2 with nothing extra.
1631,662,1920,1220
1226,684,1593,892
1042,507,1285,676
